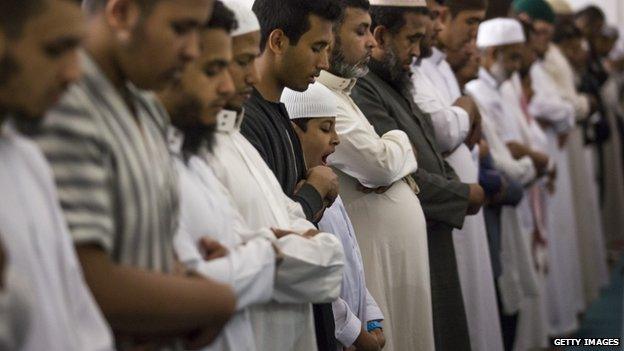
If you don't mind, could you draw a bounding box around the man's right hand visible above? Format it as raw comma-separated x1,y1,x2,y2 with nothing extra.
305,166,339,202
353,327,381,351
467,183,485,215
198,237,229,261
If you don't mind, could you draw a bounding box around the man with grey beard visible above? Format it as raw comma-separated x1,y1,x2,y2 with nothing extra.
350,1,486,350
316,0,434,349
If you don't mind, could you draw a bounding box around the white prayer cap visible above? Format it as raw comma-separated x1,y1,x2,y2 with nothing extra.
476,18,526,49
369,0,427,7
545,0,573,15
281,83,339,120
224,0,260,37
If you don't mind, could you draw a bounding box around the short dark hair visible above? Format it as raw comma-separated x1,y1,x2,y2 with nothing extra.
553,20,582,44
370,5,429,34
336,0,370,25
575,5,605,24
206,0,237,33
292,117,311,132
0,0,47,39
445,0,488,18
82,0,155,15
252,0,342,51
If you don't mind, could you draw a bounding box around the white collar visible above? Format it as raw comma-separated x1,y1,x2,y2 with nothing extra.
216,108,245,133
478,67,501,89
318,70,358,94
430,47,447,65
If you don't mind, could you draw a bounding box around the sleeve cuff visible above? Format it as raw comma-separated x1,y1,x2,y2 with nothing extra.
292,183,324,222
450,106,471,140
336,310,362,347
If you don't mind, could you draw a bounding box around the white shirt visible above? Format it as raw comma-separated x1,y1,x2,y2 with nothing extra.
466,68,537,184
529,61,576,134
412,58,471,153
169,129,276,351
0,122,114,351
543,44,591,120
422,48,463,102
316,70,418,188
205,110,344,351
319,197,384,348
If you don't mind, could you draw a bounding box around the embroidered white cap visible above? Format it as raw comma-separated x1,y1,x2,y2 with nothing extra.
369,0,427,7
476,18,526,49
224,0,260,37
281,83,339,120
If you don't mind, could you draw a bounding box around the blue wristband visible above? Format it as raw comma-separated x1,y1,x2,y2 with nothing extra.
367,320,383,332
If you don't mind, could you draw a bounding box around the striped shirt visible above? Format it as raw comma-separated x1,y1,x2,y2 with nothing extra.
34,53,179,272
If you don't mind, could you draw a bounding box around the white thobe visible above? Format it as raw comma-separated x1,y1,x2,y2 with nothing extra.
542,46,609,305
600,75,624,245
498,74,555,351
412,59,470,154
318,70,434,351
169,129,276,351
467,70,542,317
426,64,503,351
0,123,114,351
204,110,344,351
318,197,384,349
530,61,586,334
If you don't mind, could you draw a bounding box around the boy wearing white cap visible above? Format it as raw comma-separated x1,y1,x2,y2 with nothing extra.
282,83,386,351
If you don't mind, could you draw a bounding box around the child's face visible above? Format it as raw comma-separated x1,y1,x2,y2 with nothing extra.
294,117,340,169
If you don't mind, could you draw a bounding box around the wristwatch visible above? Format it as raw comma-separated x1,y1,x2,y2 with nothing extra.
367,320,383,332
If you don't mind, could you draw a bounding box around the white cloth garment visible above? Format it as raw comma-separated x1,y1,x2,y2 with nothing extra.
205,110,344,351
0,122,114,351
530,61,587,334
499,76,552,351
422,48,463,103
600,75,624,244
0,266,32,351
433,64,503,351
542,45,609,305
318,70,434,351
467,70,541,317
411,61,470,153
319,197,384,349
169,128,276,351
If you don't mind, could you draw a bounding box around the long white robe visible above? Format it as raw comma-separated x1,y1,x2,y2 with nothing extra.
204,110,344,351
319,197,384,349
467,70,540,318
543,45,609,305
170,129,277,351
530,61,587,335
0,123,114,351
418,61,503,351
318,70,434,351
600,75,624,245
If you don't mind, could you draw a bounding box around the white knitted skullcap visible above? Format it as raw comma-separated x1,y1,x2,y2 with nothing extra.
281,83,338,120
224,0,260,37
476,18,526,49
369,0,426,7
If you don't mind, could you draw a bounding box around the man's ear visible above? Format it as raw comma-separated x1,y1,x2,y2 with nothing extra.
105,0,142,43
373,26,388,49
268,29,289,56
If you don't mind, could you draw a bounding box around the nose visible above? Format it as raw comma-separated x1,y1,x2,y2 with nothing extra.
246,61,260,86
219,71,236,97
181,30,201,63
318,47,330,71
367,31,378,50
61,49,83,86
410,44,421,60
331,130,340,146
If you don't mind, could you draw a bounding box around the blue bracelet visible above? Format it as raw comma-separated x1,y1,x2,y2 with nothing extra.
367,320,383,332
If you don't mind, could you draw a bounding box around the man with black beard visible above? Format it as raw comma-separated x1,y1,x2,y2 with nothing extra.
157,4,282,350
350,1,485,349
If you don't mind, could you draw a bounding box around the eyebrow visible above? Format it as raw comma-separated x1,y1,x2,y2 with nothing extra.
44,35,83,51
203,59,230,70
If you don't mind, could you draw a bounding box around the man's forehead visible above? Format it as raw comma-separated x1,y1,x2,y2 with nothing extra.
344,7,372,24
26,0,85,43
301,15,334,42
